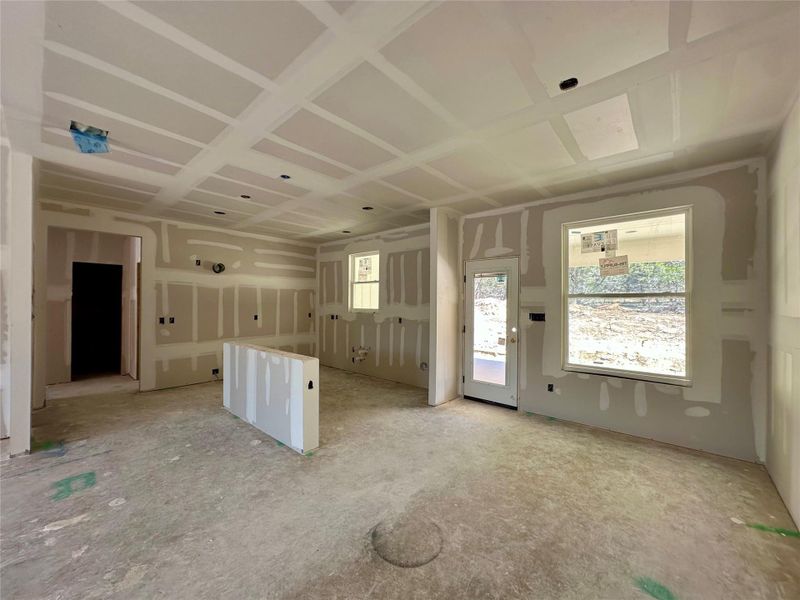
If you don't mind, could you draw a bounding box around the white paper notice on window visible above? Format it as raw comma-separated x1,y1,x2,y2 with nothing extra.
599,255,629,277
581,230,618,253
357,257,372,281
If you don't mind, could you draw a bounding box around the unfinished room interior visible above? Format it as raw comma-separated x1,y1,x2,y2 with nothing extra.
1,0,799,598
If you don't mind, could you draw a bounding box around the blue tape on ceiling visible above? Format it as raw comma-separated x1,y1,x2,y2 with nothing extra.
69,120,109,153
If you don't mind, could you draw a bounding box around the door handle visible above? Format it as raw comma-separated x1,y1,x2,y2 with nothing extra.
510,337,517,344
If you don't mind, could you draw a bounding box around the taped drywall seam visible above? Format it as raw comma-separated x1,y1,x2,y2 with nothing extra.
334,261,340,304
416,323,422,367
65,231,75,279
345,322,350,360
400,254,406,305
89,231,99,262
388,255,395,305
293,291,298,335
321,315,327,353
256,287,263,329
192,284,198,343
416,250,423,305
375,323,381,367
521,209,530,275
275,289,281,336
600,381,610,411
187,239,243,251
161,222,170,263
399,325,405,367
161,281,170,315
469,222,483,259
217,288,224,338
389,322,395,367
333,319,338,357
233,285,240,337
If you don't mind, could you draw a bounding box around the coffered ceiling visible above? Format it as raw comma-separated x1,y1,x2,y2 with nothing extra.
2,1,798,243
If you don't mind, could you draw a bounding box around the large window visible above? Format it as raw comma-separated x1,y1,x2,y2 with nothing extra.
563,207,691,385
349,251,380,312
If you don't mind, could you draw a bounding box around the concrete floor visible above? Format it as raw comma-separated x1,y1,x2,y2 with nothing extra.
2,367,798,599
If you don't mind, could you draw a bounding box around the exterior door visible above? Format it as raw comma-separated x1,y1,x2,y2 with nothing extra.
464,258,519,407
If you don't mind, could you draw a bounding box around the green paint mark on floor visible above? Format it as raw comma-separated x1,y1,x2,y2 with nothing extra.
276,441,285,447
634,576,676,600
305,451,314,457
525,412,533,416
747,523,800,538
546,416,557,422
52,472,96,501
31,439,58,453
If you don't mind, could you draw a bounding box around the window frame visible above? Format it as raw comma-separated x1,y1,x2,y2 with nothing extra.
348,250,381,313
560,206,693,387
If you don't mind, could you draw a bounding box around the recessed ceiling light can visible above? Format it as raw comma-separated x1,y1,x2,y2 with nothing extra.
559,77,579,91
280,174,291,180
342,230,351,234
240,194,251,199
214,210,226,215
362,206,374,211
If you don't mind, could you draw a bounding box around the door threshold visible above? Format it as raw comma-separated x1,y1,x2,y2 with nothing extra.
464,395,518,410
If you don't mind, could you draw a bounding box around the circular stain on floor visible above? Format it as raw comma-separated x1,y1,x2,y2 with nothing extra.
371,516,443,568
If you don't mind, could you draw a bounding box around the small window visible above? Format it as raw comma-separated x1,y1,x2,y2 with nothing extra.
349,251,380,312
562,207,691,385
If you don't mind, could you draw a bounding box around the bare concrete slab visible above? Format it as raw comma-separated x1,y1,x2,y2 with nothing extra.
1,367,797,599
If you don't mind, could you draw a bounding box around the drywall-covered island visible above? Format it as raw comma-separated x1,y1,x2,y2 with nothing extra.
223,342,319,455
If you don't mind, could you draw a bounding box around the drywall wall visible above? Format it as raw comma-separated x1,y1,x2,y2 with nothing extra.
223,342,319,454
0,143,9,440
462,159,768,462
45,227,139,384
33,200,316,406
317,224,430,388
767,93,799,523
428,208,461,405
1,148,34,455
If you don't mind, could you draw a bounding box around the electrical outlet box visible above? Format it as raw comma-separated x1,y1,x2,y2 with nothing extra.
547,383,554,392
530,313,545,322
159,317,165,324
254,315,258,320
212,368,219,375
169,317,175,324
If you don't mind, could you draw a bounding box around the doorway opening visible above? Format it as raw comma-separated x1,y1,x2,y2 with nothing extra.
463,258,519,407
44,228,141,393
71,262,122,380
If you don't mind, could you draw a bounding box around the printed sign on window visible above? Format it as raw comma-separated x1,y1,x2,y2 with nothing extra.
581,229,618,253
357,257,373,282
599,255,629,277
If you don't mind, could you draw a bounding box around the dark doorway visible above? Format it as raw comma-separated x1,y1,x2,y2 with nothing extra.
71,262,122,380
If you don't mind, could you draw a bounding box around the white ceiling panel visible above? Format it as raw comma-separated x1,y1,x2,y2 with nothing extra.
489,121,575,174
41,129,182,175
564,94,640,160
513,1,670,97
133,0,326,80
314,62,455,152
196,177,290,207
382,167,463,200
0,1,794,237
274,109,396,170
428,146,523,191
45,1,261,117
216,165,308,197
251,138,352,180
687,1,790,43
43,50,226,143
346,181,422,210
381,1,533,125
41,96,202,165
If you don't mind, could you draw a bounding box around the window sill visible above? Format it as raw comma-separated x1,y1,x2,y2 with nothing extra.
562,364,692,387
